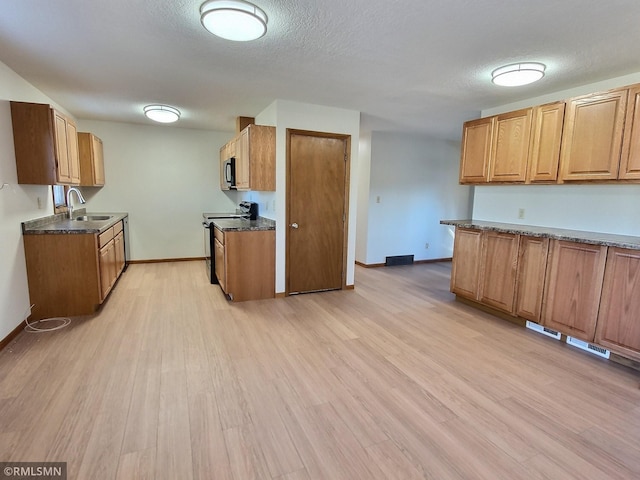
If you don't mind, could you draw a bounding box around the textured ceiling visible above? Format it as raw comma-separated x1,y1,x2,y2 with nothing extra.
1,0,640,140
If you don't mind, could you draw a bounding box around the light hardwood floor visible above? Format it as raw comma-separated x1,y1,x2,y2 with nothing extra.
1,261,639,479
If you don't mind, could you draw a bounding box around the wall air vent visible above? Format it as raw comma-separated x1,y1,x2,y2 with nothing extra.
525,321,562,340
566,336,610,359
385,255,414,266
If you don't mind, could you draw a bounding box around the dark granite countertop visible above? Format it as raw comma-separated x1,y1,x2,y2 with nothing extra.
212,217,275,232
22,209,128,235
440,219,640,250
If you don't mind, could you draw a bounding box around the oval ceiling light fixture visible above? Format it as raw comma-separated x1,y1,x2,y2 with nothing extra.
491,62,546,87
200,0,268,41
143,104,181,123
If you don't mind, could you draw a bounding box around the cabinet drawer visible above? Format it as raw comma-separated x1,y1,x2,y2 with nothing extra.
98,227,114,248
214,227,224,245
113,220,123,235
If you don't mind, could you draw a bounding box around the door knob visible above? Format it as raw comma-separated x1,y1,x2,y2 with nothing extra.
290,222,299,229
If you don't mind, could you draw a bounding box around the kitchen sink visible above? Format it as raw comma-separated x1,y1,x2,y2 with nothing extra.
73,215,113,221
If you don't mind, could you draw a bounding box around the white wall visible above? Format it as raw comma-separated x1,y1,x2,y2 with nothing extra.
355,132,372,262
474,72,640,234
0,61,63,340
77,119,236,260
245,100,360,293
359,132,472,264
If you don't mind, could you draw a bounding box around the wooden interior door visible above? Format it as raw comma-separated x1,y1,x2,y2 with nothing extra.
287,131,348,294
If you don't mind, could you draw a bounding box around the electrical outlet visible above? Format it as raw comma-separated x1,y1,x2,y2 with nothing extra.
37,196,42,209
376,196,381,204
518,208,525,219
425,242,430,249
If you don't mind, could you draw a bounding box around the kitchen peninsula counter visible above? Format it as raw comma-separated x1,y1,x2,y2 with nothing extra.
212,217,275,232
440,219,640,250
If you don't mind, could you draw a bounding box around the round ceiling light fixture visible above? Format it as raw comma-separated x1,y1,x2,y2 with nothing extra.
491,62,546,87
143,104,181,123
200,0,268,41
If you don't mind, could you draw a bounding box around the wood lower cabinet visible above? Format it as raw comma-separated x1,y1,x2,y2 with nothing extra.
450,227,484,300
479,231,519,313
489,108,532,183
98,222,125,300
23,220,126,320
214,227,275,302
542,240,607,341
78,132,105,186
515,236,549,321
11,101,81,185
595,247,640,361
559,88,627,181
459,117,493,184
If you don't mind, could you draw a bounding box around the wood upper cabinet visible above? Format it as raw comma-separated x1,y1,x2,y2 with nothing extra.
527,102,565,183
619,84,640,179
65,117,81,184
459,117,493,184
450,227,484,300
11,101,80,185
559,88,627,181
235,127,250,190
595,247,640,361
234,124,275,191
479,231,519,313
489,108,532,182
78,132,105,186
218,124,275,191
515,236,549,321
542,240,607,341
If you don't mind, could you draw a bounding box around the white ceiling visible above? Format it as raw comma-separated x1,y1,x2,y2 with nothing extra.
1,0,640,140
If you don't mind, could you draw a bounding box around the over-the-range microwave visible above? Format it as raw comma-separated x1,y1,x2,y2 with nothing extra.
222,157,236,189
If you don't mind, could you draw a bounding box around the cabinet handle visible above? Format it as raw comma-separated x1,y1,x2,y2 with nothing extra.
290,222,299,229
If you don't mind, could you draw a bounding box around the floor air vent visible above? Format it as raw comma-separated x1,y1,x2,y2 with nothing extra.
385,255,414,266
525,321,561,340
566,336,610,359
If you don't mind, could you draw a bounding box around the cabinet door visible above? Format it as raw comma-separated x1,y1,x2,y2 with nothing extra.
248,125,276,191
53,111,71,184
214,237,226,292
92,135,105,185
450,227,483,300
595,247,640,361
66,118,81,184
236,128,250,190
479,232,519,313
559,89,627,181
459,117,493,184
542,240,607,341
619,85,640,179
114,231,125,276
99,241,116,300
515,236,549,321
489,109,532,182
527,102,565,183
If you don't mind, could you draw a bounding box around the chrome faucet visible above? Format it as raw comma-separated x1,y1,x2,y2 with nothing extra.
66,187,86,219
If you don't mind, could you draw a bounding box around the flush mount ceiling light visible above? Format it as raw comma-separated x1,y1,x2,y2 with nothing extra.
491,62,546,87
143,104,181,123
200,0,268,41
